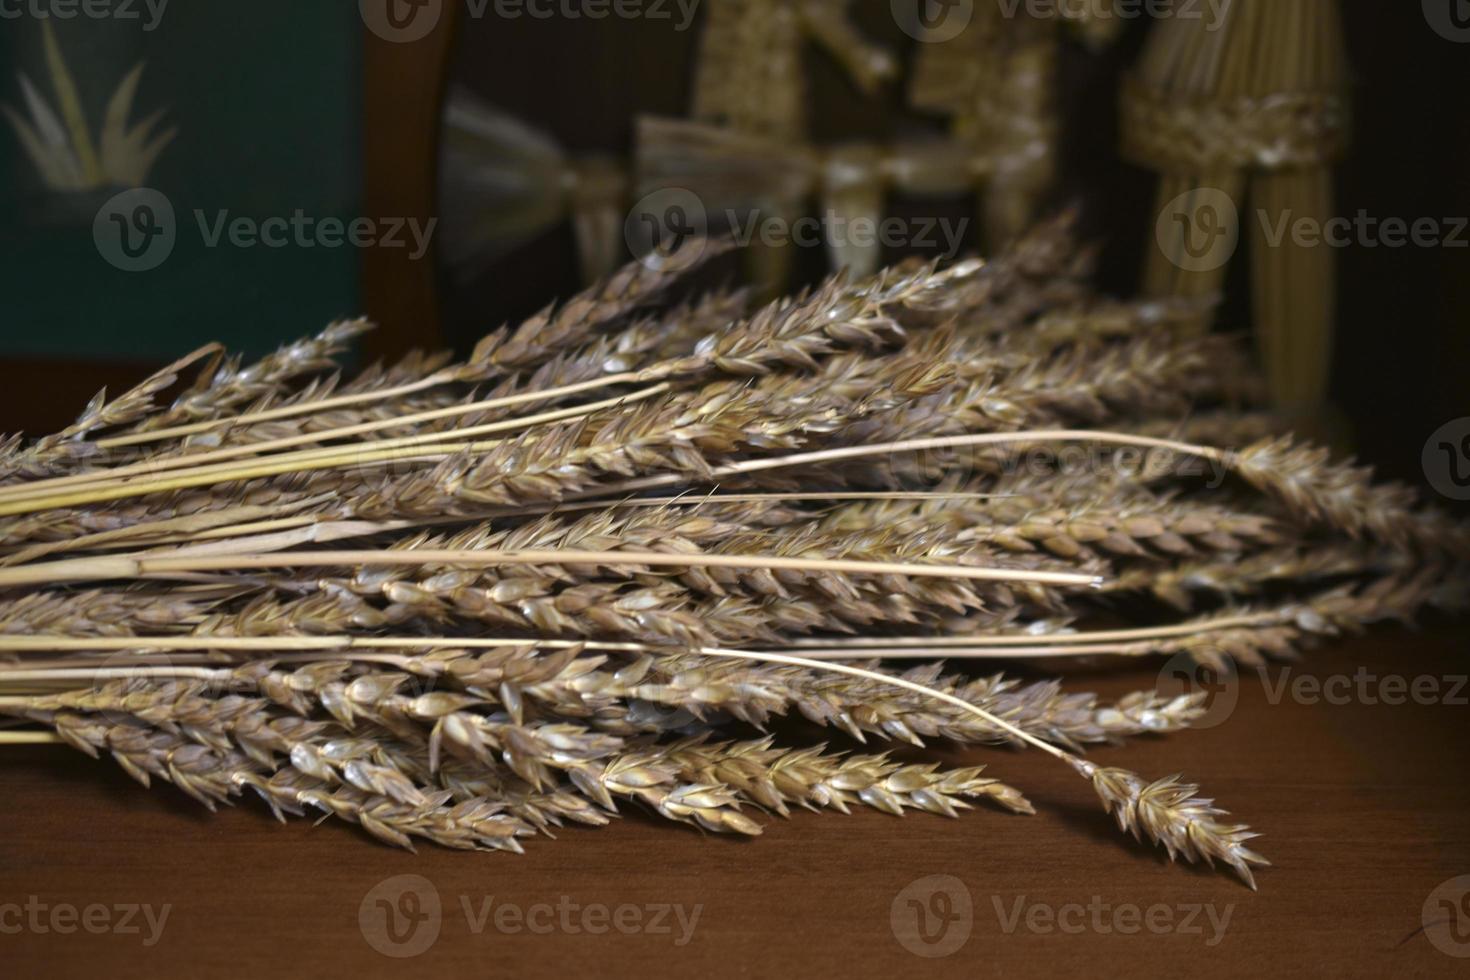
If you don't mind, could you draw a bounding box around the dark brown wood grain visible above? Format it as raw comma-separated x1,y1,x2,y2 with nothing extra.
0,358,158,441
2,627,1467,978
359,1,459,362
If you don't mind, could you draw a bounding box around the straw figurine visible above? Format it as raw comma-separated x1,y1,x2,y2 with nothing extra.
1124,0,1351,430
909,1,1123,249
443,2,901,287
681,0,897,291
438,88,629,284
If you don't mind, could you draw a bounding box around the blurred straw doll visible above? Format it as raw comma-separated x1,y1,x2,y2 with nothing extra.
1123,0,1350,433
687,0,897,293
437,87,629,285
441,4,896,290
909,1,1122,249
691,0,896,140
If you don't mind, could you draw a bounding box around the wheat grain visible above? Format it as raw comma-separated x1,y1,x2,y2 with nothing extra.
1,223,1465,889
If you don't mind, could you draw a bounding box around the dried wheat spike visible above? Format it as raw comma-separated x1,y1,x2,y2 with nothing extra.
447,236,732,386
48,711,256,811
1231,437,1470,558
0,588,211,636
1073,759,1269,889
28,687,624,849
7,212,1470,888
1101,543,1397,611
659,735,1034,818
129,319,372,434
561,745,761,835
221,660,628,789
225,660,764,836
1,339,236,479
242,766,532,853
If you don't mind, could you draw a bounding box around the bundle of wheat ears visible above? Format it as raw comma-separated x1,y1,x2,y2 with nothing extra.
0,218,1464,890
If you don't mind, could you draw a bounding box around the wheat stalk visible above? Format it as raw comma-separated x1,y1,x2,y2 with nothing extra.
1,221,1464,890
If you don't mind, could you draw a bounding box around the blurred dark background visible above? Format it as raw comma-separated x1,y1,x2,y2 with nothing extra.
0,0,1464,492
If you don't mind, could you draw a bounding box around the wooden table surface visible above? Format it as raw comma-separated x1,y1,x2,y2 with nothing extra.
3,627,1468,979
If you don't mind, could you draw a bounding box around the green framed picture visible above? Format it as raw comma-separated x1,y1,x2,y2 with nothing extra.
0,6,361,360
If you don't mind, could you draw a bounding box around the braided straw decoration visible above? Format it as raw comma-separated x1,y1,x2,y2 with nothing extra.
1130,0,1351,424
1120,76,1350,175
